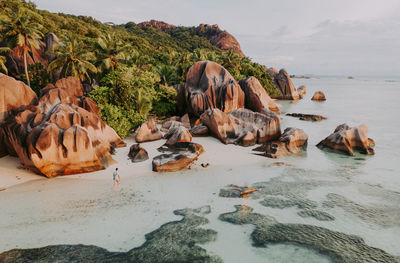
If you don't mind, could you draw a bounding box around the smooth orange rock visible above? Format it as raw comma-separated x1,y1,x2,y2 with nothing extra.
39,77,100,114
0,73,37,123
239,76,280,114
152,142,204,172
136,121,163,143
186,61,245,116
317,124,374,156
253,127,308,158
267,68,299,100
1,75,125,177
311,91,326,101
164,126,192,145
297,85,307,97
200,108,281,146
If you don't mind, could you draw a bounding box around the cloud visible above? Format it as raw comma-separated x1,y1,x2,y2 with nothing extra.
32,0,400,75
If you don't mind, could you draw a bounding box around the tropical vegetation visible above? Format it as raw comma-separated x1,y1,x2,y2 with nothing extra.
0,0,279,138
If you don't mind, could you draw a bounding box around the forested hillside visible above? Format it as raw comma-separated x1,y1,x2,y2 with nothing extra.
0,0,279,138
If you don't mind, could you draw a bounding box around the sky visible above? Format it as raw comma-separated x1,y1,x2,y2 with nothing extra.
33,0,400,76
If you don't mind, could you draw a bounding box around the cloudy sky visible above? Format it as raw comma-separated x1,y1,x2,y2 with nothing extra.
34,0,400,76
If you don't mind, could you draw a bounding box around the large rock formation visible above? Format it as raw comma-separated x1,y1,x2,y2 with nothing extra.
253,128,308,158
164,126,192,146
0,76,125,177
4,33,60,78
297,85,307,97
39,76,100,114
200,108,281,147
128,144,149,163
135,120,163,143
0,73,37,123
185,61,245,116
138,21,244,56
195,24,244,56
267,68,299,100
138,20,176,31
311,91,326,101
152,142,204,172
317,124,375,156
239,76,280,114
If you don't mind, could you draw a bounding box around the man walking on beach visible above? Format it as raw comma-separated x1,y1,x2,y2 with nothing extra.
113,168,120,188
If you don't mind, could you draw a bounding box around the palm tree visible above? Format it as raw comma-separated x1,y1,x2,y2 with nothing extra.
0,9,43,86
47,34,97,83
156,65,178,85
93,33,130,73
0,47,11,74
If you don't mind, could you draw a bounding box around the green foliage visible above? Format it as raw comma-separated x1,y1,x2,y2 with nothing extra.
47,33,97,83
26,63,51,95
1,0,281,138
97,103,132,139
151,84,177,117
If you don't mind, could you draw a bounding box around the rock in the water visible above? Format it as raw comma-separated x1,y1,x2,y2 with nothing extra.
297,85,307,97
253,127,308,158
0,73,37,123
200,108,281,146
136,121,163,143
317,124,375,156
267,68,299,100
286,113,327,122
152,142,204,172
185,61,244,116
164,126,192,145
190,124,209,137
128,144,149,163
0,75,125,177
311,91,326,101
239,76,280,114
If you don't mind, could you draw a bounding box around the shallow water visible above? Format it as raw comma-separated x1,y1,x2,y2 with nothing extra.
1,76,400,262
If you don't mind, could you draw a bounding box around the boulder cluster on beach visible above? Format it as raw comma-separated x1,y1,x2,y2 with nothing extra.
0,60,375,177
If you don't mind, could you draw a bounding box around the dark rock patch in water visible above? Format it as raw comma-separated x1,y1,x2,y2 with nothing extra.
219,205,399,263
260,196,318,210
297,209,335,221
322,193,400,227
0,206,222,263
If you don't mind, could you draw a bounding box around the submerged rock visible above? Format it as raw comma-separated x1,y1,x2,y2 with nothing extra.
239,76,280,114
297,209,335,221
219,205,399,263
219,184,261,199
259,196,318,209
185,61,245,116
128,144,149,163
317,124,375,156
253,127,308,158
267,68,300,100
311,91,326,101
152,142,204,172
200,108,281,147
163,126,192,145
286,113,327,122
0,206,222,263
136,121,163,143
